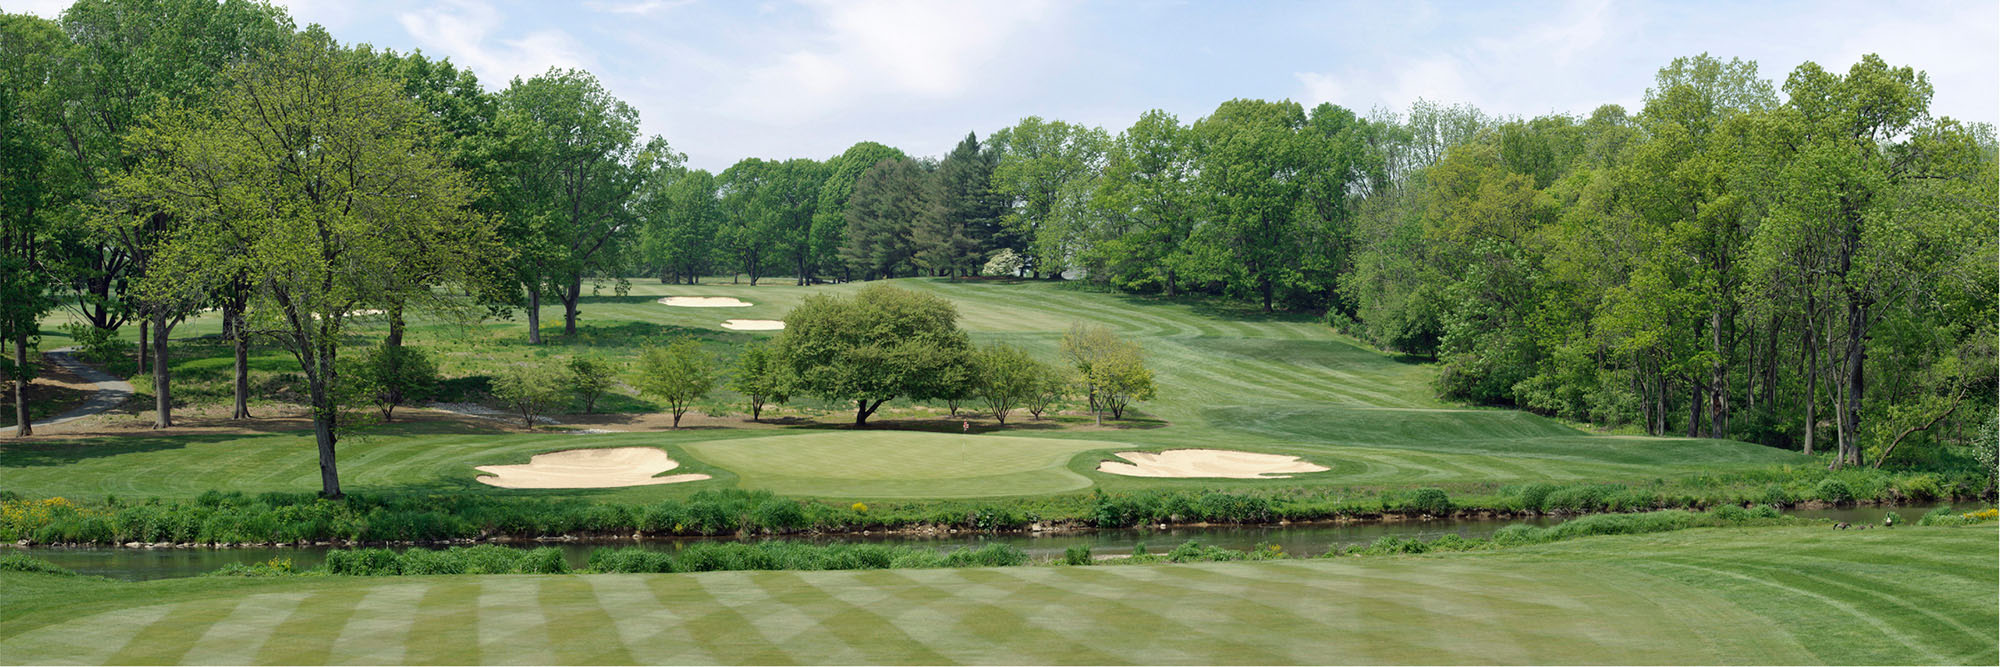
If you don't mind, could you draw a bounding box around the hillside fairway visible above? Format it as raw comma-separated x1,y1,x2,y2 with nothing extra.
4,526,1993,665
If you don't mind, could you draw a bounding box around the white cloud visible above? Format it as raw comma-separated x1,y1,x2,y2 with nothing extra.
722,0,1066,123
395,0,592,85
582,0,693,16
5,0,72,18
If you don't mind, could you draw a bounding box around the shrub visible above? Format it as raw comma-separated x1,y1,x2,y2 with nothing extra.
752,499,808,533
1165,540,1247,562
324,548,400,576
1758,484,1793,507
207,557,296,577
1708,504,1748,522
566,357,616,414
0,554,77,576
351,345,440,421
1062,545,1092,566
1918,506,1999,527
1515,483,1559,512
1490,523,1546,545
1895,474,1942,503
1814,478,1855,504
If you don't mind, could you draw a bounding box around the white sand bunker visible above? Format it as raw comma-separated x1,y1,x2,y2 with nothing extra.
475,447,711,489
1097,449,1329,479
721,319,785,331
658,296,751,308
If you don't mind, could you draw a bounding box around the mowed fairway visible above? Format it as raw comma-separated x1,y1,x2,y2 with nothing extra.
681,432,1119,498
4,526,1993,665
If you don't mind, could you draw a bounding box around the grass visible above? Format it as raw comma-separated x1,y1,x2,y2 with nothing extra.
2,524,1991,665
7,277,1823,503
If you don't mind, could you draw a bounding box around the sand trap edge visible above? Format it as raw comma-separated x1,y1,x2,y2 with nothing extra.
1095,448,1330,479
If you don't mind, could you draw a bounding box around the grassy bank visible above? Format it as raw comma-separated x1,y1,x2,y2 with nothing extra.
3,459,1986,546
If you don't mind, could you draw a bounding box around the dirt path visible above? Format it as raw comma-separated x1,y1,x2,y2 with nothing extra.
30,348,134,428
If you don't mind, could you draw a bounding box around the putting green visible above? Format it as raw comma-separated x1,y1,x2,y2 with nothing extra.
679,431,1120,499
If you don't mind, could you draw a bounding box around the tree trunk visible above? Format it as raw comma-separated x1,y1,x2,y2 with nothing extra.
312,407,342,499
1685,380,1702,438
1260,276,1274,313
385,299,405,348
1708,306,1730,439
1164,268,1176,298
137,318,149,373
231,308,251,420
561,277,582,336
854,399,884,426
1839,300,1867,467
12,336,29,437
151,311,172,429
526,286,543,345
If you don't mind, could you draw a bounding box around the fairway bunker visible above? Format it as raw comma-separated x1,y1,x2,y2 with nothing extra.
475,447,711,489
721,319,785,330
1097,449,1329,479
658,296,751,307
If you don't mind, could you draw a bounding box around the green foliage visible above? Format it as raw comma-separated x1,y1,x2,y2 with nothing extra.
1062,545,1092,565
564,357,616,414
58,323,129,364
972,342,1053,424
0,553,76,576
351,345,440,421
1389,487,1452,516
1917,506,1997,527
490,360,566,429
777,284,973,425
729,341,789,421
635,338,715,427
1814,478,1854,504
1059,323,1156,423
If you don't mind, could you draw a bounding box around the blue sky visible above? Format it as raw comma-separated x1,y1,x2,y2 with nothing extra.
16,0,1998,171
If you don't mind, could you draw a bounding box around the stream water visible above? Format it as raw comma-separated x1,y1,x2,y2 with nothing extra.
15,502,1986,581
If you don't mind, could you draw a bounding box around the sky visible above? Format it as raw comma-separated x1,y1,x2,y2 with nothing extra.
13,0,1998,171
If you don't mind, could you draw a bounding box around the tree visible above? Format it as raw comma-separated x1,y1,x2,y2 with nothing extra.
731,341,789,422
640,168,720,284
973,343,1047,425
838,158,932,279
813,142,907,280
764,158,827,284
0,12,64,437
990,117,1109,277
1024,366,1067,420
352,345,440,421
1059,323,1155,424
121,30,501,497
492,360,565,429
636,338,715,428
566,357,615,414
717,158,779,284
777,284,972,426
916,132,1002,276
1191,99,1318,312
488,68,674,342
1093,110,1200,295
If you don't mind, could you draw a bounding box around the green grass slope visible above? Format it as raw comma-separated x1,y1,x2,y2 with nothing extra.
3,525,1992,665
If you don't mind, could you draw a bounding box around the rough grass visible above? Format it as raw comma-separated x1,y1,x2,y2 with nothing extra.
2,525,1991,665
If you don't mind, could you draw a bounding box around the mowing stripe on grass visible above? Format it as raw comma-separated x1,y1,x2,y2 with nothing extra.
406,580,484,666
106,597,242,665
326,583,427,665
536,577,637,665
251,587,373,664
1019,565,1305,664
680,571,798,665
772,570,956,665
179,592,310,665
1,602,174,665
586,574,714,664
1645,558,1952,665
476,578,555,665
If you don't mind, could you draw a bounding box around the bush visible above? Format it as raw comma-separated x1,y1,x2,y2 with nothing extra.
1062,545,1092,566
207,557,296,577
752,499,808,533
566,358,616,414
324,548,400,575
1918,507,1999,527
1895,474,1942,503
1515,483,1558,512
1758,484,1793,507
1164,540,1247,562
351,345,439,421
0,554,76,576
1814,478,1855,504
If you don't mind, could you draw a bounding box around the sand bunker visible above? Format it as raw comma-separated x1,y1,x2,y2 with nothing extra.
658,296,751,308
1097,449,1329,479
721,319,785,331
475,447,711,489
